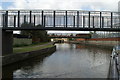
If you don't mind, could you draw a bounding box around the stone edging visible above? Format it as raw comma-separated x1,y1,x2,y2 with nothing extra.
2,45,56,66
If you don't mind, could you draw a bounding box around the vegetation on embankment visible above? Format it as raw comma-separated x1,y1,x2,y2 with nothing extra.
13,23,51,47
13,38,32,47
21,23,50,44
13,42,54,53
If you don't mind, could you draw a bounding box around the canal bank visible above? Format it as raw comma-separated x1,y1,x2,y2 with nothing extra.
69,40,119,50
73,37,120,50
2,42,56,66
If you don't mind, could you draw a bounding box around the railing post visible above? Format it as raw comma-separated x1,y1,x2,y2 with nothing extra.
102,17,104,28
30,11,32,23
53,11,55,27
24,15,26,23
14,16,16,27
111,12,113,28
73,16,75,27
44,15,46,27
18,11,20,27
64,16,65,27
2,14,5,27
5,11,8,27
93,16,94,28
88,12,90,28
65,11,67,27
100,12,102,28
83,16,85,28
34,15,35,26
77,11,79,28
42,11,44,25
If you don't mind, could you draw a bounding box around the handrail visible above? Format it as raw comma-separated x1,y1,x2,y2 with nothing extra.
109,47,119,80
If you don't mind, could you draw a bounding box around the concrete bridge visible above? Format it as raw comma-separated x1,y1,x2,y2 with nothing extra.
0,10,120,55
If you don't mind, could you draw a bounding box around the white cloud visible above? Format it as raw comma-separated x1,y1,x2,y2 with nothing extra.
8,0,119,11
0,2,2,10
6,0,120,34
0,6,2,10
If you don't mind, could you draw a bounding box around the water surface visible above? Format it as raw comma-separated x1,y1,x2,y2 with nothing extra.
3,43,112,78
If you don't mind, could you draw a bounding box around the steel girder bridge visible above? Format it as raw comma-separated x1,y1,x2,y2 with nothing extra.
0,10,120,31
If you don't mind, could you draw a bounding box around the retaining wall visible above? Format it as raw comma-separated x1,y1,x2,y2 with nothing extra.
2,46,56,66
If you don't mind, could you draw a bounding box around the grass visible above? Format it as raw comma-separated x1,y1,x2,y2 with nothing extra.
13,42,49,48
13,38,32,47
13,43,54,53
13,43,30,47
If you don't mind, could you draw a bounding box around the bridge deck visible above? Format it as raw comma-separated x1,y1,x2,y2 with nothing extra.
2,27,120,31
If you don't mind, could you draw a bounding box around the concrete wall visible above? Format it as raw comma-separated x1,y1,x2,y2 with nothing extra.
2,46,56,66
2,31,13,55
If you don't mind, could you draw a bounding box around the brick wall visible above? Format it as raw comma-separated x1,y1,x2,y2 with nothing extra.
86,37,120,41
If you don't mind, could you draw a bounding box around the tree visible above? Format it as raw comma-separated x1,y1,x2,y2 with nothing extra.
70,33,73,36
21,22,50,44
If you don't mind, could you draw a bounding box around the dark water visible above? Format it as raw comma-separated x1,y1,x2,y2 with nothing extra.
3,43,112,78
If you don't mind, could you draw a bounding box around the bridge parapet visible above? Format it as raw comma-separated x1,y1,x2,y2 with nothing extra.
0,10,120,31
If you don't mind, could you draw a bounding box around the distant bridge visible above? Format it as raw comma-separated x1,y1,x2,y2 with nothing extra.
1,10,120,31
49,35,91,39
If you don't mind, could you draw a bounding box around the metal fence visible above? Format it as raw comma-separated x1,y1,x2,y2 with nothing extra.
0,10,120,30
91,32,120,38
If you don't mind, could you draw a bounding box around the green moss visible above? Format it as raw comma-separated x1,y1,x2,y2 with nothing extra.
13,44,54,53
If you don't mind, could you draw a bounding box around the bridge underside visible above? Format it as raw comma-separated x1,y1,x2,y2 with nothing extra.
2,27,120,31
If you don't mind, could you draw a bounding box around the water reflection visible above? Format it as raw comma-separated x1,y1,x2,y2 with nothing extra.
3,43,112,78
2,52,53,79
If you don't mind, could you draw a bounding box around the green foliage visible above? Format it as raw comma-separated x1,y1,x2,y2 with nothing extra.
13,38,32,47
21,23,50,43
21,22,34,28
70,33,73,36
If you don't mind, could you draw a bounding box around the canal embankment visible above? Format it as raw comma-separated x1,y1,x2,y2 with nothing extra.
70,37,120,50
2,42,56,66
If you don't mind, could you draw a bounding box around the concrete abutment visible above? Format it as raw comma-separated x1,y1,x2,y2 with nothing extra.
2,30,13,55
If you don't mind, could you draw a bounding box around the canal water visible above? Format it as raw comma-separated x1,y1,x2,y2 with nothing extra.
3,43,112,78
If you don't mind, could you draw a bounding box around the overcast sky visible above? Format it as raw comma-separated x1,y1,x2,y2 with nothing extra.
0,0,119,11
0,0,120,34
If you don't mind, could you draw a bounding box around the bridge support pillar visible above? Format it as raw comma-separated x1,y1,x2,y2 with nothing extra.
2,30,13,55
